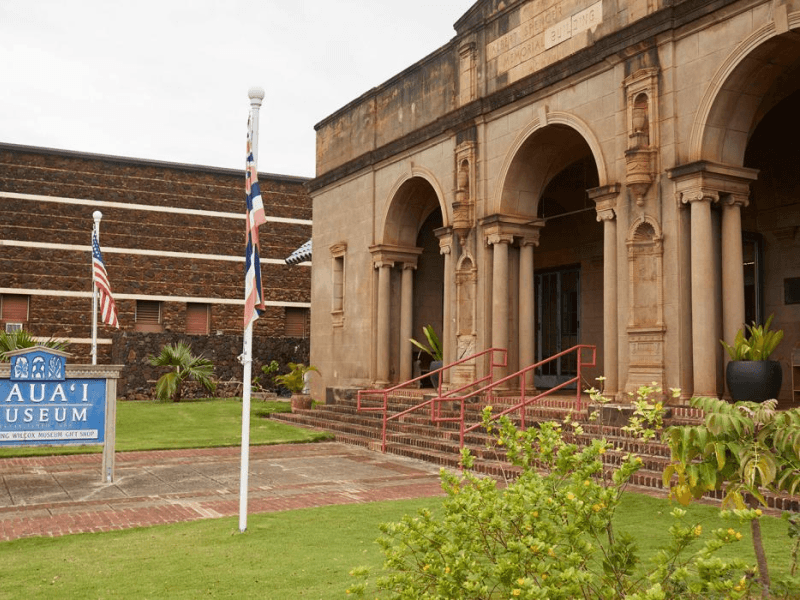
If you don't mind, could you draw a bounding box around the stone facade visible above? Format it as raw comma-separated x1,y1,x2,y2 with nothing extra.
309,0,800,402
0,144,312,398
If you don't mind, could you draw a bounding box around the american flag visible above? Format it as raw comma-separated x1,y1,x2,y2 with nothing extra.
92,228,119,328
244,116,267,329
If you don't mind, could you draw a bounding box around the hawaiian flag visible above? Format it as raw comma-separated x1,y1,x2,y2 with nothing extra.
92,228,119,328
244,116,267,329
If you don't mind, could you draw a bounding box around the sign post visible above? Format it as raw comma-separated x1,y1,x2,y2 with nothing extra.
0,347,122,482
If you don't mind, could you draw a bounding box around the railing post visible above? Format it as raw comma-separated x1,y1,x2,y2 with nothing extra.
520,371,526,430
382,392,388,452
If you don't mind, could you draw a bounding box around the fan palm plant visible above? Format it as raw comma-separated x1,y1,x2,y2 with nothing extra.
0,329,69,361
148,342,215,402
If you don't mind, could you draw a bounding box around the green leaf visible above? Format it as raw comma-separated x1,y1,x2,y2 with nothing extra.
662,464,675,489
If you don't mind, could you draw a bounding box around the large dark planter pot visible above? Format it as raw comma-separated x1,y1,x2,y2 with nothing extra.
726,360,783,402
428,360,443,389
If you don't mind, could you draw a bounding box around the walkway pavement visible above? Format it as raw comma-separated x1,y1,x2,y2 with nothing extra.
0,442,446,542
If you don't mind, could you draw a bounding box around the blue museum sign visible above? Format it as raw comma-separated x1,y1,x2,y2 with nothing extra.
0,348,107,446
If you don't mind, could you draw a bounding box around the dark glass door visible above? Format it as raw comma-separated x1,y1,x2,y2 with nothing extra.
534,267,580,388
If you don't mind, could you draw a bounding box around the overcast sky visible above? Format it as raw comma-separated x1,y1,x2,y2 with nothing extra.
1,1,476,179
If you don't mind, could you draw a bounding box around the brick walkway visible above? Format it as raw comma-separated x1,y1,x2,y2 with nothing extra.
0,442,446,541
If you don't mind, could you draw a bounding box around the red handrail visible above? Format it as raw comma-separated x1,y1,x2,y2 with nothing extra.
356,348,508,452
444,344,597,450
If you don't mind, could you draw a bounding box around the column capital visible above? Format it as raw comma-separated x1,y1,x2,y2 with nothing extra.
486,233,515,246
680,188,719,205
401,262,417,271
369,243,421,268
721,193,749,209
519,232,541,247
588,183,621,222
596,202,617,222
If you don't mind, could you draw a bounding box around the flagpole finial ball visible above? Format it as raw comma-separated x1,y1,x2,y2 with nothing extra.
93,211,103,221
248,87,265,108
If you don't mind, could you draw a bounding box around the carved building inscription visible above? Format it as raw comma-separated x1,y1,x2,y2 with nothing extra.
486,0,604,85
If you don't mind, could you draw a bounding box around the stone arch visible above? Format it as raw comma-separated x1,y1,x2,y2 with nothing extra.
381,167,447,246
493,111,608,216
690,10,800,164
627,215,663,244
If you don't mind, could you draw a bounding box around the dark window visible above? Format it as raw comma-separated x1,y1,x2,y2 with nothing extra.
285,307,309,338
135,300,162,333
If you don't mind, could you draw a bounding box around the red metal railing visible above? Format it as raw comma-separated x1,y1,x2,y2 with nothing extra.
356,348,508,452
443,344,597,450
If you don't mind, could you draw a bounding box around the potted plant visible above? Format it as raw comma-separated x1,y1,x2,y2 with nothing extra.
410,325,443,388
274,362,319,411
720,314,784,402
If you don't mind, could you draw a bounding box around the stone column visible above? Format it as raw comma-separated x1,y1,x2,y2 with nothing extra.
519,232,540,388
600,210,619,396
683,190,718,396
721,194,748,354
375,260,394,385
440,236,454,376
589,186,621,397
399,263,415,382
489,233,514,377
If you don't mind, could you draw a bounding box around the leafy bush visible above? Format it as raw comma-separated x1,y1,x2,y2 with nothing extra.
252,360,279,393
349,409,760,599
0,329,69,361
148,341,215,402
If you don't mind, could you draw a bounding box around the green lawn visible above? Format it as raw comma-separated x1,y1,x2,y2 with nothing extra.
0,398,332,458
0,493,797,599
0,400,798,597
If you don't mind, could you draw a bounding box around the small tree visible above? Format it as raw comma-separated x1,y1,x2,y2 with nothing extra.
0,329,68,361
148,342,215,402
664,396,800,597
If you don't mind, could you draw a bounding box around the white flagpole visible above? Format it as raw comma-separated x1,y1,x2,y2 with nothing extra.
239,87,264,533
91,211,102,366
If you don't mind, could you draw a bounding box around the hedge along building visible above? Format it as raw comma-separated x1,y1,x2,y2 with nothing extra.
0,143,312,398
308,0,800,403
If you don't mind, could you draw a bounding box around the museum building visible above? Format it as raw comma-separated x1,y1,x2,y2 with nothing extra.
0,143,312,396
308,0,799,403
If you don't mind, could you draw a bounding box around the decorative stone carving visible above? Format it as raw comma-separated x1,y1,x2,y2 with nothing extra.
453,143,476,246
624,69,659,207
453,254,478,385
625,216,666,393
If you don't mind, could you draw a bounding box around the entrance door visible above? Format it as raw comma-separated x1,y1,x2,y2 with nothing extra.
534,267,580,388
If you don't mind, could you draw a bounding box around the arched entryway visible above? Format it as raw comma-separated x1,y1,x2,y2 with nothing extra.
372,175,445,385
489,121,610,389
673,24,800,399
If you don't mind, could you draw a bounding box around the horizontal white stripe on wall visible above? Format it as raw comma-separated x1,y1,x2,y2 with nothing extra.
0,191,313,226
33,337,113,345
0,288,311,308
0,239,310,266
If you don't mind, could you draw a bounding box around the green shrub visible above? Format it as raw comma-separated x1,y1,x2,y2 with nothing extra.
0,329,68,361
148,341,215,402
349,409,760,599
